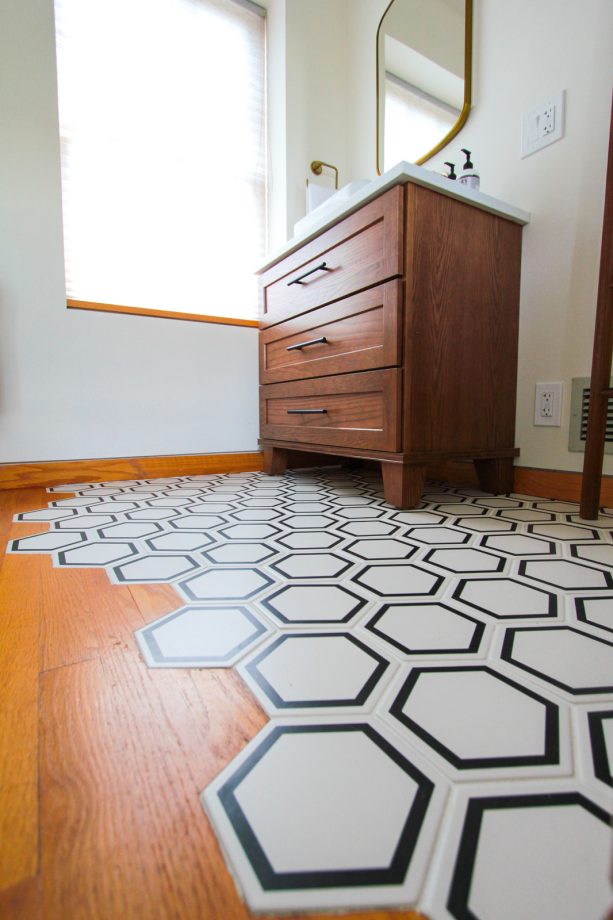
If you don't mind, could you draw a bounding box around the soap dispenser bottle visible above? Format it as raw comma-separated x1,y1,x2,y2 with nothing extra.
444,162,457,181
458,149,480,190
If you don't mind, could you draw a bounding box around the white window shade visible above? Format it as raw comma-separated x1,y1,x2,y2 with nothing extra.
384,74,458,171
54,0,266,323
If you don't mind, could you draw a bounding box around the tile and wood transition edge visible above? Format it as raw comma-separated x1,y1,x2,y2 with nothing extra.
0,452,611,505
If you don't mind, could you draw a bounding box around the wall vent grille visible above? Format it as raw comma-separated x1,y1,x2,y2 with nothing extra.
569,376,613,454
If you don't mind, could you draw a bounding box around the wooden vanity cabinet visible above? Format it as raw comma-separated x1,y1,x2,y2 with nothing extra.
258,181,523,509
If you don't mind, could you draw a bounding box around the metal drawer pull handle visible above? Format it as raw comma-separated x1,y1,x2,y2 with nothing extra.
286,336,328,352
287,262,331,286
286,408,327,415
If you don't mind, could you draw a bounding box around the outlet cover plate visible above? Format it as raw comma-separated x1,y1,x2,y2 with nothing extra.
521,91,565,158
534,381,563,427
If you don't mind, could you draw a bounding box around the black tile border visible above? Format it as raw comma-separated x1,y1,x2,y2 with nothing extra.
217,723,434,890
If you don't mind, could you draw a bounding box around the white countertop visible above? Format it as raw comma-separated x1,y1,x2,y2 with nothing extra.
257,160,531,273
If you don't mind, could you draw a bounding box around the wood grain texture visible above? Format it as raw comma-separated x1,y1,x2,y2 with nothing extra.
1,487,427,920
260,186,404,327
404,184,521,454
0,452,264,491
515,465,613,505
580,96,613,517
260,369,401,451
260,280,402,384
258,178,522,508
68,299,260,328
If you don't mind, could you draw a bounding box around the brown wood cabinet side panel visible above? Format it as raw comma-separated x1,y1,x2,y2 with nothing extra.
259,280,402,384
403,185,521,454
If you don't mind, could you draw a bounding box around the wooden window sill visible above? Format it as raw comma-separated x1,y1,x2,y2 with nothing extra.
67,299,259,328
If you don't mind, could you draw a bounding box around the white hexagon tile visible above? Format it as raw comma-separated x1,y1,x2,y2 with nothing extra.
7,467,613,919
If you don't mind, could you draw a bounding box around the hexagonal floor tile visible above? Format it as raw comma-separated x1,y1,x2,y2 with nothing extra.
179,567,274,602
453,577,557,619
390,511,445,526
202,718,447,913
528,523,599,541
170,514,227,531
571,543,613,567
427,786,613,920
496,509,555,523
387,666,561,774
276,530,342,550
519,559,613,591
455,516,517,533
9,531,86,553
436,504,486,517
501,626,613,696
15,507,78,522
481,533,555,556
261,584,367,626
424,548,505,574
98,521,163,539
145,532,215,552
405,526,470,545
239,632,392,713
126,508,179,521
281,514,337,530
55,513,117,530
270,552,352,580
344,539,417,561
354,564,443,598
56,541,138,567
338,520,400,537
112,554,200,583
219,524,281,541
136,604,270,667
230,509,282,522
203,542,278,565
363,602,484,657
575,596,613,635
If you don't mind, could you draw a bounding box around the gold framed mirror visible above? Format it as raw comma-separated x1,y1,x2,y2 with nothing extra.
376,0,472,174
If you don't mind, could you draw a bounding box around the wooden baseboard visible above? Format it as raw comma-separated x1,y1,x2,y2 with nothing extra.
428,460,613,507
2,451,611,507
0,451,264,491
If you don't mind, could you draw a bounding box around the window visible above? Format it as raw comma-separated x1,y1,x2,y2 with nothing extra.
54,0,266,326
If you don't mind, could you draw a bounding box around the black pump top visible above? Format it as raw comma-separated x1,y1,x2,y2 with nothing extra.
461,148,473,169
444,162,456,180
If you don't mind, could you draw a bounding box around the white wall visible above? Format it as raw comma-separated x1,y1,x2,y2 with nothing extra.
0,0,259,463
326,0,613,475
3,0,612,474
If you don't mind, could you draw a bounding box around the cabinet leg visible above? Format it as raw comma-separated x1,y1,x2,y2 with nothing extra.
473,458,514,494
381,462,426,509
263,447,288,476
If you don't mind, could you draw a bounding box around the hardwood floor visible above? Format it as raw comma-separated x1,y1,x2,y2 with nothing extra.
0,487,425,920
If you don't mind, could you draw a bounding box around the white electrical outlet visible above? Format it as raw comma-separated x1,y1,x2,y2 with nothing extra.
522,91,565,157
534,382,563,427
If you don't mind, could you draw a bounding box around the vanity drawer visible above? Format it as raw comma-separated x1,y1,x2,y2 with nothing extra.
259,185,404,327
260,279,402,384
259,369,401,451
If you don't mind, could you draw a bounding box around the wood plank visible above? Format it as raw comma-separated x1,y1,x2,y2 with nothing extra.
0,555,41,890
40,565,148,672
580,95,613,517
516,465,613,505
0,484,426,920
0,452,264,491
